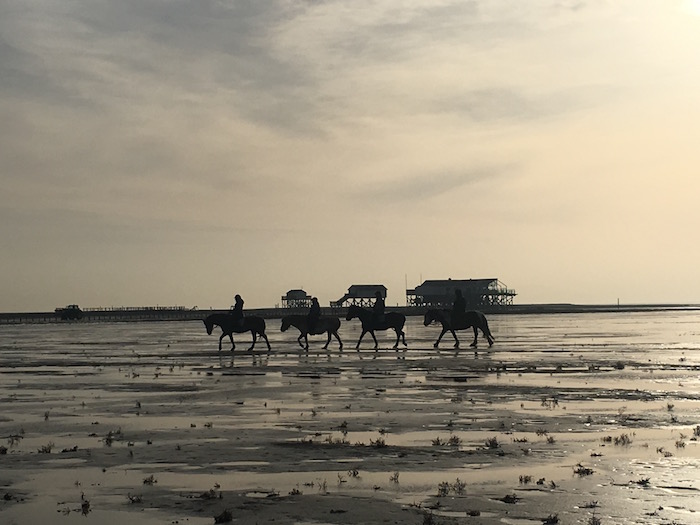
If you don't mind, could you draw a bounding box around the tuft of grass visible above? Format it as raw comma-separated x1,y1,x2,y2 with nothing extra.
7,433,24,447
574,463,594,476
541,397,559,409
485,436,500,449
448,434,462,446
613,433,632,446
370,437,386,448
142,475,157,485
38,442,54,454
436,478,467,497
500,493,520,504
103,428,123,447
587,514,602,525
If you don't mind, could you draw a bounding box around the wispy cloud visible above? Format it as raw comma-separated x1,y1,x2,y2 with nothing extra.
352,164,513,205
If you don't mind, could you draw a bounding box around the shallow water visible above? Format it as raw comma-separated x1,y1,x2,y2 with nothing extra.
2,311,700,524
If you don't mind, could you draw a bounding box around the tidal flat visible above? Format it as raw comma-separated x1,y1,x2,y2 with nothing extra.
2,311,700,524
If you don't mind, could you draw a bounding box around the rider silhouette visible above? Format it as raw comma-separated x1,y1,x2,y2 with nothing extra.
307,297,321,334
231,294,245,327
451,289,466,327
372,290,385,326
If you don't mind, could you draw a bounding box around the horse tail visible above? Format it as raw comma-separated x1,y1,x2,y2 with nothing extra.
480,313,494,339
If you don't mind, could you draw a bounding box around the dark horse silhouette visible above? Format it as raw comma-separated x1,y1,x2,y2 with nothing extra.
281,315,343,350
423,309,494,348
345,304,407,350
203,313,271,361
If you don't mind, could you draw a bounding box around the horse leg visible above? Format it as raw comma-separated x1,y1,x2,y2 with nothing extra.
392,328,400,349
226,333,236,367
370,330,379,350
297,333,305,349
470,326,478,348
261,333,271,351
450,330,460,348
323,331,331,350
355,330,367,350
304,334,309,351
434,328,445,348
334,331,343,350
483,326,494,347
248,330,256,351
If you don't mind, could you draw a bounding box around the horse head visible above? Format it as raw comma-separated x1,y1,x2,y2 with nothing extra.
423,309,440,326
203,317,214,335
280,317,291,332
345,305,359,321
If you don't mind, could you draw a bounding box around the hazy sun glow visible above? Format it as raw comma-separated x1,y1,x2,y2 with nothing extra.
685,0,700,15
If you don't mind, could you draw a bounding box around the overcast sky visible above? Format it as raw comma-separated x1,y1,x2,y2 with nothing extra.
2,0,700,312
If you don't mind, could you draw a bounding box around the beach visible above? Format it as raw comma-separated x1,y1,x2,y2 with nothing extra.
2,311,700,524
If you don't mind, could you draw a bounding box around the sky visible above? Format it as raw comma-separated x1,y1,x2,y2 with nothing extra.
2,0,700,312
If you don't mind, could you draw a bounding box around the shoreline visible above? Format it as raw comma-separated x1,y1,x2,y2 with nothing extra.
1,303,700,324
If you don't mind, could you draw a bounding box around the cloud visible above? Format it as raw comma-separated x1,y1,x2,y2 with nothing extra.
351,164,512,205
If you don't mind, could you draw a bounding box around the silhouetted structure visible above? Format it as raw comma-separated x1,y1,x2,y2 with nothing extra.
331,285,387,308
406,278,516,308
55,304,83,320
281,289,313,308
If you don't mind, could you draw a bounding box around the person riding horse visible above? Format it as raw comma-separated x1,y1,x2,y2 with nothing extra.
231,294,245,327
451,289,466,327
372,290,385,326
307,297,321,334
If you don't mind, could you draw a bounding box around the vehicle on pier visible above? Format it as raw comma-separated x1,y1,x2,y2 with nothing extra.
55,304,83,321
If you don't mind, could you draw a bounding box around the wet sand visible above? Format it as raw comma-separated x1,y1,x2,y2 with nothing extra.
2,312,700,524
